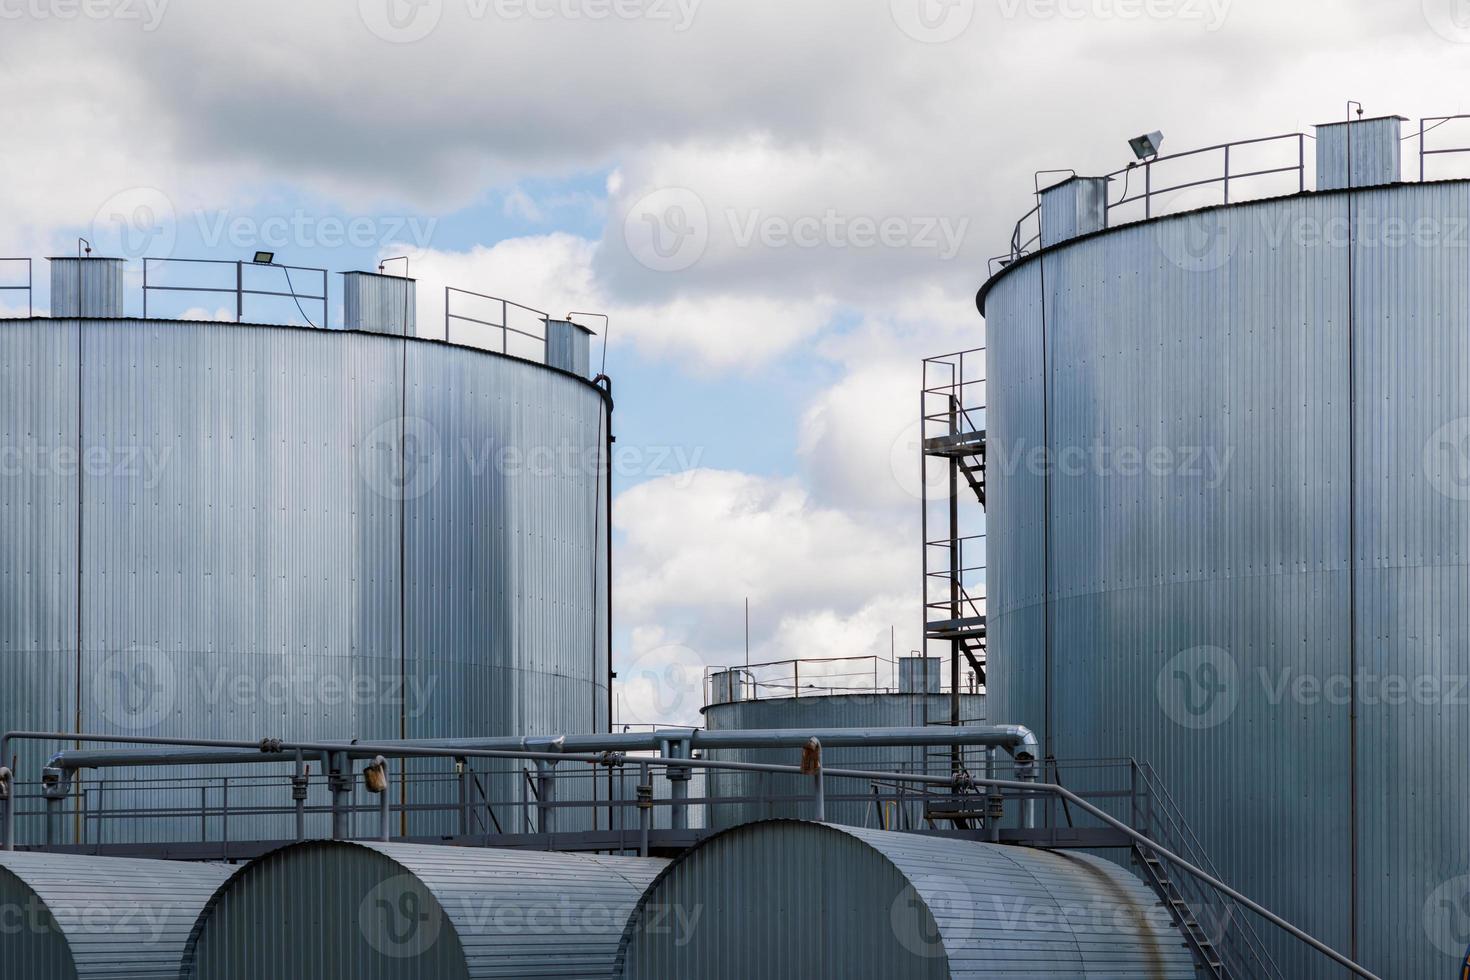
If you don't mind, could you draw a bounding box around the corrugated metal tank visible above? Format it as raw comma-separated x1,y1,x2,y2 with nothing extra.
0,316,611,843
981,177,1470,977
0,851,236,979
613,819,1195,979
702,693,985,829
181,841,666,979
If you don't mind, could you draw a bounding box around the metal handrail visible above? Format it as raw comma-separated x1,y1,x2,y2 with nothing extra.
444,286,548,356
142,257,328,327
994,131,1310,271
0,258,32,318
1133,761,1284,979
1418,114,1470,180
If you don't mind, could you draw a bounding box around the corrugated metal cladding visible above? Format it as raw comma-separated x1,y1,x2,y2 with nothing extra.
341,271,417,336
181,841,666,979
982,178,1470,978
0,317,610,844
702,693,985,829
614,820,1194,979
0,851,236,980
1315,117,1403,191
544,319,593,377
1039,176,1110,248
48,258,125,318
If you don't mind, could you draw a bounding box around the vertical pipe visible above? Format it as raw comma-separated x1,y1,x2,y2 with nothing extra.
638,761,651,858
199,786,207,843
380,784,391,843
813,762,825,822
221,778,229,855
45,795,59,849
457,761,469,837
2,765,13,851
666,739,690,831
293,750,306,842
535,761,556,836
329,751,350,841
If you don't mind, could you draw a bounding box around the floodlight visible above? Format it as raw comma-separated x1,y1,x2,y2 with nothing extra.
1128,131,1164,160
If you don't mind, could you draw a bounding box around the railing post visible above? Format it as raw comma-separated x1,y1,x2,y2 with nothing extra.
444,286,451,342
0,765,12,851
221,778,229,854
1223,145,1231,204
1299,134,1306,193
235,261,243,322
457,759,469,838
1421,118,1427,182
502,299,509,353
1144,161,1152,218
142,260,148,318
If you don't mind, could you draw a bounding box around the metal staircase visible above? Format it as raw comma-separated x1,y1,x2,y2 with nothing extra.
921,349,988,692
1129,762,1285,980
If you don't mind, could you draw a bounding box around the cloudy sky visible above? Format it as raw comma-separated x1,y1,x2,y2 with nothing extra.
4,0,1469,724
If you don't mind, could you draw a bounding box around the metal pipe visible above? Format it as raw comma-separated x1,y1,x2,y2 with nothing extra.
0,767,11,851
637,761,651,858
961,776,1382,980
534,760,556,835
663,737,691,831
328,751,350,841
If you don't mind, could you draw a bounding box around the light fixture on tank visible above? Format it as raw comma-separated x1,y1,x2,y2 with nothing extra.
252,251,275,264
1128,131,1164,161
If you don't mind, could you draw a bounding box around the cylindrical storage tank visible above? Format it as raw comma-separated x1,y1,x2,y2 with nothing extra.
182,841,667,979
0,851,237,979
0,314,611,843
981,175,1470,977
48,257,125,318
702,692,985,829
613,820,1196,979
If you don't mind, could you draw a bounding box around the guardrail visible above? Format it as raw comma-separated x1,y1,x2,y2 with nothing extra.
143,257,328,327
444,286,548,357
1418,114,1470,180
0,258,32,317
704,655,983,705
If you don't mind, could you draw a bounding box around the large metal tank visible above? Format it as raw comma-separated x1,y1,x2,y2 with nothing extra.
0,851,237,980
183,841,666,979
613,819,1196,979
702,692,985,829
0,311,610,842
980,119,1470,976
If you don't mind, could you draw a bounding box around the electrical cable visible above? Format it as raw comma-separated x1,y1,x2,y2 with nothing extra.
279,265,318,329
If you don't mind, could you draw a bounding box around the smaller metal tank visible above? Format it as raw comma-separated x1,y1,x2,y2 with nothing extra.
182,841,668,979
613,820,1196,979
702,692,986,829
0,851,237,980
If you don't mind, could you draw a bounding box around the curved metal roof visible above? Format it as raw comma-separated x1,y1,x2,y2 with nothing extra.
181,841,668,979
0,851,237,980
614,819,1196,979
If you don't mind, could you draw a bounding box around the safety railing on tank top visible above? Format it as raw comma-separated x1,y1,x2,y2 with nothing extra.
0,258,32,317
